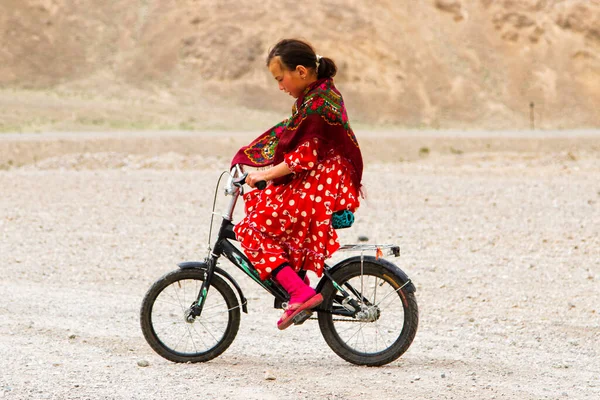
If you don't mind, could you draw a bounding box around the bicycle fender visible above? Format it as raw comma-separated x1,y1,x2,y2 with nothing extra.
178,261,248,313
316,255,416,294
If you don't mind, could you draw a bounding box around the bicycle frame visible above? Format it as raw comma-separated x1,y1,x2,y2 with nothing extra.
142,165,418,366
184,165,408,321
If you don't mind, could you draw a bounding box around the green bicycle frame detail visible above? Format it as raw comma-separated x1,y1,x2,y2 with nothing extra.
230,252,272,289
331,280,344,292
196,287,208,307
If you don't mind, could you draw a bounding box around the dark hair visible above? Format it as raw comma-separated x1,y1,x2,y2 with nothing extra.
266,39,337,80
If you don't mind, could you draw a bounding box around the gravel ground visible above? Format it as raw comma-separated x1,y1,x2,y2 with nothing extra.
0,132,599,399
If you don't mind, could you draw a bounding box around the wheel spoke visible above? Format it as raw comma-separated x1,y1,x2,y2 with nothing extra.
196,319,222,343
377,289,402,309
373,276,379,304
344,281,370,305
191,322,212,349
172,328,190,351
374,320,393,349
171,284,187,314
185,324,199,354
342,325,360,346
359,324,368,353
153,322,180,340
199,301,229,313
158,288,183,311
153,299,187,309
333,321,363,335
374,281,411,307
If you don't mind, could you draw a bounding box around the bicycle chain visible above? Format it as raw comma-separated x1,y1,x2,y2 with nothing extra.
307,317,364,322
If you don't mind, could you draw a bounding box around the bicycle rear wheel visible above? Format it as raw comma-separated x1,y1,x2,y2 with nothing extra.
318,261,418,366
140,269,240,363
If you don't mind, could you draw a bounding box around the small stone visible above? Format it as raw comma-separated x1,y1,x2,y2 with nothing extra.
358,235,369,242
137,360,150,367
413,376,421,381
68,334,77,339
441,373,446,378
264,370,276,381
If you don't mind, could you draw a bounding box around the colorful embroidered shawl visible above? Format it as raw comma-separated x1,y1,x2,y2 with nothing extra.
231,78,363,189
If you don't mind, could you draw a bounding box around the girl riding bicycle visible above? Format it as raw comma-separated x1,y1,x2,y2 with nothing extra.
232,39,363,330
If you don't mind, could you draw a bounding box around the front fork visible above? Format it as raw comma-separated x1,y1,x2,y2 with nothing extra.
185,254,219,322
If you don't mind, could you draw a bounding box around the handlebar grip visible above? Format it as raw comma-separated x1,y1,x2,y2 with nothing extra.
256,180,267,190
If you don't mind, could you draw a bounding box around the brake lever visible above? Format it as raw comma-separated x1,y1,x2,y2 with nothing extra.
233,173,266,190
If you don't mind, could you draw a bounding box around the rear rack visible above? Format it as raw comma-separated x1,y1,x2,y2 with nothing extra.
338,244,400,257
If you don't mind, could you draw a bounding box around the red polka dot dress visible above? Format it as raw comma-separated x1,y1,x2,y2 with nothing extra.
234,137,360,280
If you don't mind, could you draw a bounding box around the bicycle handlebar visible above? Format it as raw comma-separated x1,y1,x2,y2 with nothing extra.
232,173,267,190
256,180,267,190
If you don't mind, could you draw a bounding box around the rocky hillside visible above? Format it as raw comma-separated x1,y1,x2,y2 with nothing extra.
0,0,599,129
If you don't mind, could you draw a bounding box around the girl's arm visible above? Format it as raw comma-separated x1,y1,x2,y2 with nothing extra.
245,162,292,188
245,138,319,188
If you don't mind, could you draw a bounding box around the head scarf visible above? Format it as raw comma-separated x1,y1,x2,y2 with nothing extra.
231,78,363,189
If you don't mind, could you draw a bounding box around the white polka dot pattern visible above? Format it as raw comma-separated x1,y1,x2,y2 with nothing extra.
234,138,360,280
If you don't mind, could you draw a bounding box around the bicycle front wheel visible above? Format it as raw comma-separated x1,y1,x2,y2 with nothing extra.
140,269,240,363
318,261,418,366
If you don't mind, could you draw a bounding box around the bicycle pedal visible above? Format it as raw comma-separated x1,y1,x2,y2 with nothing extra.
293,310,313,325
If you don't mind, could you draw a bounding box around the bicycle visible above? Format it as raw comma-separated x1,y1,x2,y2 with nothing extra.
140,164,419,366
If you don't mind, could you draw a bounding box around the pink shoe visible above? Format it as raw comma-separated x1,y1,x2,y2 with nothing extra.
277,293,323,330
274,266,322,330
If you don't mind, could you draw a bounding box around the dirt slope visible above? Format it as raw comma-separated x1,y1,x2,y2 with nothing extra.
0,0,599,129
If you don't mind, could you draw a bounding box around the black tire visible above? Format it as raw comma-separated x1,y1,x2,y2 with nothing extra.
140,269,240,363
318,261,418,366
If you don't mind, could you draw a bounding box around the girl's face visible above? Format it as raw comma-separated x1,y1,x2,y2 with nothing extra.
268,57,310,99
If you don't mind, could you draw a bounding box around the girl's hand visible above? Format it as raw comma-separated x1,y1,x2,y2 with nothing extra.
244,162,292,188
245,170,270,188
